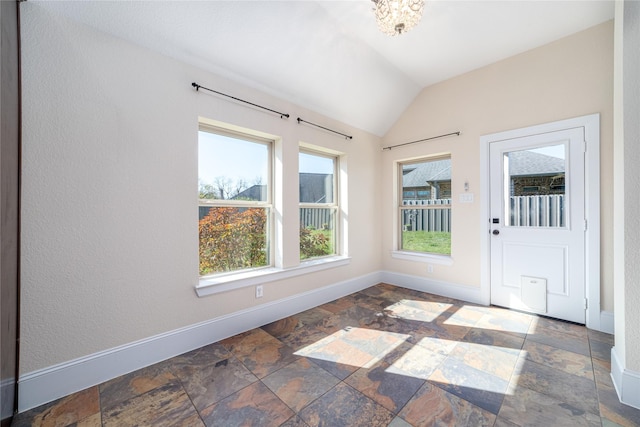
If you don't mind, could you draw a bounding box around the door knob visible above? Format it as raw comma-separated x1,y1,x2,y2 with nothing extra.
492,229,500,235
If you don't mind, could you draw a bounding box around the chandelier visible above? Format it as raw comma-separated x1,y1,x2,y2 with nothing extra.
372,0,425,36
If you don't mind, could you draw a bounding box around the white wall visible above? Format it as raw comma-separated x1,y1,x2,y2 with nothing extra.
19,4,382,375
381,21,614,310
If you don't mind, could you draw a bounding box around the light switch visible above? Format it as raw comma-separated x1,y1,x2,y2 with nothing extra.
459,193,474,203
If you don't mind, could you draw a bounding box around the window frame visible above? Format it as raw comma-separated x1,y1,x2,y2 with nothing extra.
298,148,340,261
198,124,274,278
195,121,351,298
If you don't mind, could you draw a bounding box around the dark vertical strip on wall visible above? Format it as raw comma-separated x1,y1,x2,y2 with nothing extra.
0,0,21,423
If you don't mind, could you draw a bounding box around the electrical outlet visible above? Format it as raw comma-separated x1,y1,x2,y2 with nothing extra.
427,264,434,273
256,285,264,298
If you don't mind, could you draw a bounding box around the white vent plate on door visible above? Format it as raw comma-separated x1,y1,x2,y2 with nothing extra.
521,276,547,313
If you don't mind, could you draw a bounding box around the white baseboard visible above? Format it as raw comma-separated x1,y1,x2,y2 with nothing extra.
17,271,382,413
380,271,488,306
598,310,615,334
611,346,640,410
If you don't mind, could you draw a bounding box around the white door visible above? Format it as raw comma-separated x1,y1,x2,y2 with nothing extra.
489,128,586,323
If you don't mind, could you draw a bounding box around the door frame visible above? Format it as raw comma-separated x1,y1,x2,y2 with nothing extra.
479,114,601,330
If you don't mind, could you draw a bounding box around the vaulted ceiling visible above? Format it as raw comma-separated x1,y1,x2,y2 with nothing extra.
32,0,614,136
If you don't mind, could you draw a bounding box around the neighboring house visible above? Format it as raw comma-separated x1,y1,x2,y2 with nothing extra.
232,173,333,203
402,159,451,200
508,151,565,196
401,152,565,200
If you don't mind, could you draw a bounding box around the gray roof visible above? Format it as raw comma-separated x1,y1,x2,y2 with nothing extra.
402,151,564,188
507,150,565,176
403,159,451,187
233,173,333,203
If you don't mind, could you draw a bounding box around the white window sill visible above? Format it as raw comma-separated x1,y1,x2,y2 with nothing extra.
196,256,351,297
391,250,454,266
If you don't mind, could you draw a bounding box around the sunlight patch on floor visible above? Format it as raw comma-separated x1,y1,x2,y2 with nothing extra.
293,326,410,369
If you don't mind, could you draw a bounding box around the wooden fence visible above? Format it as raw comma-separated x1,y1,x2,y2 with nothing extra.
510,194,564,227
401,199,451,232
400,194,565,232
300,208,334,230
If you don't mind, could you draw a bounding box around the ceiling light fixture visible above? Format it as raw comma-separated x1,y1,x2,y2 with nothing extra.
372,0,425,36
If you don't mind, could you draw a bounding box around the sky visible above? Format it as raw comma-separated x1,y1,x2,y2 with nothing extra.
530,143,565,159
198,131,333,188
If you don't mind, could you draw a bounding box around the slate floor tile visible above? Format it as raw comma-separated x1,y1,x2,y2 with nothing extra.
262,358,340,412
102,382,203,427
13,386,100,427
448,340,521,381
200,381,293,427
475,311,532,337
498,385,601,427
597,382,640,427
522,339,594,380
344,360,425,413
221,328,279,355
429,355,509,414
383,340,447,380
173,355,257,412
526,325,591,356
529,316,589,339
462,327,525,351
590,338,613,362
398,380,496,426
99,361,178,410
232,339,299,379
297,382,394,427
510,357,599,415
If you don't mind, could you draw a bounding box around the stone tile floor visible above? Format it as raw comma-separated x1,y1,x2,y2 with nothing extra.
14,283,640,426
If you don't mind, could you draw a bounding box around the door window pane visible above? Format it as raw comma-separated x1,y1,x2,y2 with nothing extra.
506,144,565,227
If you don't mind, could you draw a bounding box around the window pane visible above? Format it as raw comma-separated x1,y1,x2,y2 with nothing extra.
299,152,334,204
400,158,451,255
198,131,269,201
506,144,565,227
402,159,451,200
199,207,269,275
300,208,335,260
400,208,451,255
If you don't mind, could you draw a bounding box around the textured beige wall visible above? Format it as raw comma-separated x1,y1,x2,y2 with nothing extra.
614,1,640,372
381,21,614,309
19,4,382,374
19,4,615,377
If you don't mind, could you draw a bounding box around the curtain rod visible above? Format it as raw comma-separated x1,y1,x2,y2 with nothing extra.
192,82,290,119
382,131,461,151
297,118,353,140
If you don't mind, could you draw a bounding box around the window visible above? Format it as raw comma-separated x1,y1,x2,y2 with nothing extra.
399,157,451,255
299,150,338,260
198,126,272,276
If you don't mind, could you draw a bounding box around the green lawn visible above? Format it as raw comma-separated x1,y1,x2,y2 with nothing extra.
402,231,451,255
